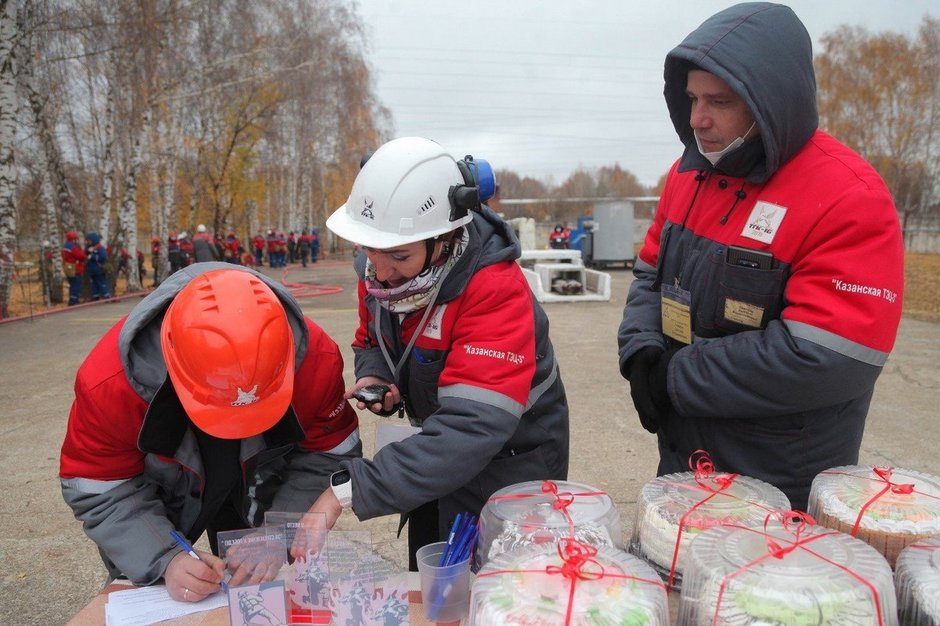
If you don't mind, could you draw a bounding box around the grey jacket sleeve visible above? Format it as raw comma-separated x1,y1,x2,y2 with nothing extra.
668,319,882,418
60,476,180,585
345,393,519,520
353,345,394,382
269,446,362,513
617,257,667,375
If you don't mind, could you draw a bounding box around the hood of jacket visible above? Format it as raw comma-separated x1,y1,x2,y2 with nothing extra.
85,232,101,245
664,2,818,183
117,262,310,402
354,204,521,303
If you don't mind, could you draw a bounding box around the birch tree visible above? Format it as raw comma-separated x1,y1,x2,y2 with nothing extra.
20,0,79,234
97,83,114,248
0,0,17,317
6,0,391,314
116,108,147,292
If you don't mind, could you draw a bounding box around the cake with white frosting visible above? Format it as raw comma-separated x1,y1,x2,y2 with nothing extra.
808,465,940,568
630,470,789,589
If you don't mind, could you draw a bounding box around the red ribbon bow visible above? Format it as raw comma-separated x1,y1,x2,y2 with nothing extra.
851,467,916,535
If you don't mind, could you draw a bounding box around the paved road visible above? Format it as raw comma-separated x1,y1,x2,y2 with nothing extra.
2,255,937,625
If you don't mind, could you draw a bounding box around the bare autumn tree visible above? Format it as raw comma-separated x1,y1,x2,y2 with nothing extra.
596,164,646,199
493,170,551,220
259,0,390,242
816,18,940,219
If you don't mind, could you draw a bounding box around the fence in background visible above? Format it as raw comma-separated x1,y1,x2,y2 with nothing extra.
904,214,940,253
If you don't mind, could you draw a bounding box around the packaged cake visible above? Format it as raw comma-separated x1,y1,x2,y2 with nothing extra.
678,513,898,626
477,479,621,569
894,536,940,626
630,464,789,589
468,540,669,626
808,465,940,568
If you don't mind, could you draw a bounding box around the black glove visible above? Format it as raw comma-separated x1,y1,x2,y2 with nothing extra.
626,346,664,433
648,347,680,411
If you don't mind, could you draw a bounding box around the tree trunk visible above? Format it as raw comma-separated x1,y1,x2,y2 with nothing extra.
0,0,18,318
20,0,79,234
118,109,148,293
41,170,64,304
98,84,115,247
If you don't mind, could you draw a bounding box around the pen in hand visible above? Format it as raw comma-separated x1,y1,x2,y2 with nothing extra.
170,530,229,593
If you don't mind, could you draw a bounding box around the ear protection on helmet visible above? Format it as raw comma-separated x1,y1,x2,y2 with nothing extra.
449,155,482,222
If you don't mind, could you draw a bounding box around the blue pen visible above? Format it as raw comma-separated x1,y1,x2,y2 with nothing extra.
411,347,428,364
170,530,229,593
439,513,463,566
446,515,476,566
457,525,479,563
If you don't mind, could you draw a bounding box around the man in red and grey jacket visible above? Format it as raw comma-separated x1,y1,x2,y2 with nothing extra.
618,3,904,511
60,264,360,601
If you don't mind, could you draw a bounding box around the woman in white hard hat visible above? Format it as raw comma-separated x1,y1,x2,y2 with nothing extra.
301,137,570,570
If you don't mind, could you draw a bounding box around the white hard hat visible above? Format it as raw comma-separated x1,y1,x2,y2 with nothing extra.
327,137,476,249
196,224,207,233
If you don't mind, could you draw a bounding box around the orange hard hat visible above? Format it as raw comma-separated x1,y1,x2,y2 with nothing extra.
160,269,295,439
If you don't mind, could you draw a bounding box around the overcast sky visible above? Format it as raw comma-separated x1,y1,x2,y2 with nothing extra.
353,0,938,188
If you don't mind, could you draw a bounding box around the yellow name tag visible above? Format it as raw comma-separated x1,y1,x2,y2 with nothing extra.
661,284,693,345
724,298,765,327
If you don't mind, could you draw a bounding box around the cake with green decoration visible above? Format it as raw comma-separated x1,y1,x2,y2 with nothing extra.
468,542,669,625
808,465,940,568
630,471,789,589
894,536,940,625
678,517,897,625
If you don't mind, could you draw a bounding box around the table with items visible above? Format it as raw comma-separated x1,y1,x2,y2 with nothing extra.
69,454,940,625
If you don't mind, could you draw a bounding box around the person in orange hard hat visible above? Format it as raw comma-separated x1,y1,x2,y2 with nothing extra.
59,263,360,602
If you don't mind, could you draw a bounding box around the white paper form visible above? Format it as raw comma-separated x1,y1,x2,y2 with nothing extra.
104,585,227,626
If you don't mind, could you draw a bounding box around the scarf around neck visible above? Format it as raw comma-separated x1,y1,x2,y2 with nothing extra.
363,228,469,314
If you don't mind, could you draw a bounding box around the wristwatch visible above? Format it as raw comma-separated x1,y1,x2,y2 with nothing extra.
330,469,353,509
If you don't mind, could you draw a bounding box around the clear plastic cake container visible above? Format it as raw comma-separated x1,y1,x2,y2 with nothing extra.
808,464,940,568
894,535,940,626
476,479,621,569
468,541,669,626
678,515,897,625
630,470,789,590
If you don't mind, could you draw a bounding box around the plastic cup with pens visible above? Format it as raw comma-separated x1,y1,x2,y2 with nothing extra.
416,513,477,622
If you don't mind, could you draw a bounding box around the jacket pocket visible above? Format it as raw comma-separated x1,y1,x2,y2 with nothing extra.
404,350,447,423
694,253,787,337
